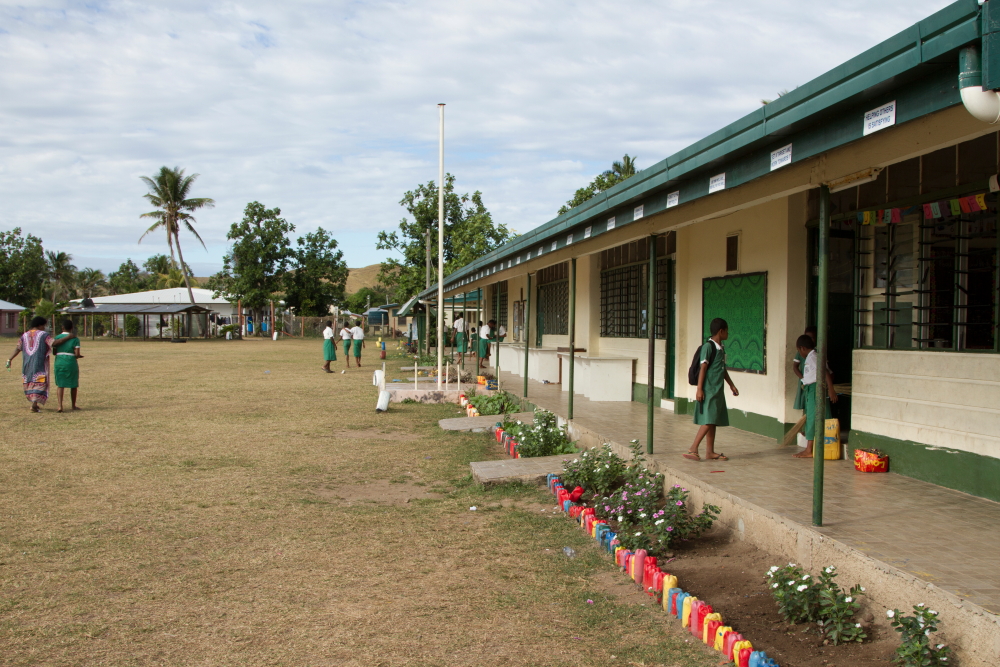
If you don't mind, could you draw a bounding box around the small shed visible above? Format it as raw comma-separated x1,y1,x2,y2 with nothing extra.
62,302,214,339
0,298,26,336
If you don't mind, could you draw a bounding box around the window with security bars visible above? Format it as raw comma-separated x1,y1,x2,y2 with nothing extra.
537,281,568,335
490,281,509,329
601,264,645,337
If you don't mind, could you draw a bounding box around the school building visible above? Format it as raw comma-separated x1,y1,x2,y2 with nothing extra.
423,0,1000,503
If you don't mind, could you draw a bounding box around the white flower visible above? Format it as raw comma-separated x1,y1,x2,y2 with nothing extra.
772,583,779,589
802,574,810,580
769,566,779,573
930,610,938,615
634,531,642,537
886,610,895,618
797,585,808,592
789,562,796,567
572,459,579,463
860,587,866,592
605,464,610,469
788,581,796,586
655,519,664,526
856,623,862,628
845,597,852,603
618,516,624,522
936,644,945,649
639,513,646,519
917,603,925,607
825,567,835,573
925,629,931,636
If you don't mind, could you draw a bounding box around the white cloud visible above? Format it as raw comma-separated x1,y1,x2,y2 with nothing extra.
0,0,956,274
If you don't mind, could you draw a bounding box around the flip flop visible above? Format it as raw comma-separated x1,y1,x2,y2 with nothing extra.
707,453,729,461
682,452,701,461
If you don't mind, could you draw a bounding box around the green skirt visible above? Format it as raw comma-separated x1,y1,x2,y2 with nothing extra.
793,380,804,410
342,339,351,356
456,332,467,353
801,382,834,440
323,339,337,361
693,388,728,426
54,356,79,389
478,338,490,357
352,339,363,357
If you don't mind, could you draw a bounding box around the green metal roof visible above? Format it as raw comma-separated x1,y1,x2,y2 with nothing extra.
420,0,985,301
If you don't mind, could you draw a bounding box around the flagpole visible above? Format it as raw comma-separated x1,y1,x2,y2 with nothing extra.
437,103,446,389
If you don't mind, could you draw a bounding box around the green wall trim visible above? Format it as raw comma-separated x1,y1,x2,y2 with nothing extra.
631,383,664,405
849,430,1000,502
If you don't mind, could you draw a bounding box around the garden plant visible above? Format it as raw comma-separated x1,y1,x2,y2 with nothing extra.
887,605,950,666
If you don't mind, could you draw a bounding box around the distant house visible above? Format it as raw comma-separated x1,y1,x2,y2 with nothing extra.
0,298,25,336
71,288,237,338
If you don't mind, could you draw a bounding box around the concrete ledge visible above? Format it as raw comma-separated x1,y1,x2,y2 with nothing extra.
471,454,574,485
439,412,534,432
387,389,463,404
557,419,1000,667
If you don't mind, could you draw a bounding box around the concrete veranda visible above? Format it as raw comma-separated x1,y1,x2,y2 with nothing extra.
492,368,1000,618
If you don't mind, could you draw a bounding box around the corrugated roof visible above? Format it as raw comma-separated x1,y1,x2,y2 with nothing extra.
62,303,212,315
0,299,26,311
85,288,233,306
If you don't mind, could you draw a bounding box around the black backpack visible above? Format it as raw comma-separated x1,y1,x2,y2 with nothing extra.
687,340,717,385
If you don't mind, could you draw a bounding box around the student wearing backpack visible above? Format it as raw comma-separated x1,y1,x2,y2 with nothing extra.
684,318,739,462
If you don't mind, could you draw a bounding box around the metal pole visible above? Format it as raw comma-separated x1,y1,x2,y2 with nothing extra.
813,185,831,526
425,229,431,359
494,282,500,378
523,274,531,398
568,258,576,420
647,235,657,454
437,103,445,389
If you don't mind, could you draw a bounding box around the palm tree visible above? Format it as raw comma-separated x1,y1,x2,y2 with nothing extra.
45,251,76,302
156,268,199,290
604,154,637,181
139,166,215,305
77,268,107,298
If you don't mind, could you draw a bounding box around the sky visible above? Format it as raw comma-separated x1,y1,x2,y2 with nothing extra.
0,0,959,277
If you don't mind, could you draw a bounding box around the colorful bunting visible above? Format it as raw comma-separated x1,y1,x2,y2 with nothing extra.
890,208,902,223
976,193,987,211
949,199,962,216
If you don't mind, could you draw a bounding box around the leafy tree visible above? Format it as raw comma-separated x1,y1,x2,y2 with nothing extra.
76,268,107,298
283,227,349,317
157,268,198,289
557,154,638,215
108,259,145,295
142,254,172,276
345,286,389,314
377,174,515,299
213,202,294,333
45,250,77,302
139,166,215,305
0,228,47,307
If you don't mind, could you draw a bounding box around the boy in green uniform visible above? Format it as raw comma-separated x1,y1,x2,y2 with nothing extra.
53,319,83,412
792,334,838,458
685,318,738,462
350,320,366,367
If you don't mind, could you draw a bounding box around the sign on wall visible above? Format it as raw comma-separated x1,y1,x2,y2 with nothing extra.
702,272,767,373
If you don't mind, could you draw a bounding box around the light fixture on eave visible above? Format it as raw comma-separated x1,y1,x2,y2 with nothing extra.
825,167,883,193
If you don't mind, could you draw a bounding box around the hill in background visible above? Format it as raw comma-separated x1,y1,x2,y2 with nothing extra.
345,264,383,294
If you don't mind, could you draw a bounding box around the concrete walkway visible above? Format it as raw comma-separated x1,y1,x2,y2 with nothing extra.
493,369,1000,618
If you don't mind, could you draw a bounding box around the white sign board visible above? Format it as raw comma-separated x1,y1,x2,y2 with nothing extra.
863,101,896,136
770,144,792,171
551,241,557,252
538,246,544,256
607,216,616,230
666,191,679,208
584,226,592,239
566,234,573,245
709,173,726,194
634,204,644,220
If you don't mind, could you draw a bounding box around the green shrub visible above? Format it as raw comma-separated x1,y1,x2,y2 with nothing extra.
504,409,576,457
469,390,521,416
888,605,950,666
125,315,140,337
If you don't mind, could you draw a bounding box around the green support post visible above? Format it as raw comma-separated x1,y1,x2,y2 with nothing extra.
813,185,831,527
524,274,531,398
646,235,657,454
494,283,500,379
451,297,455,364
568,258,576,420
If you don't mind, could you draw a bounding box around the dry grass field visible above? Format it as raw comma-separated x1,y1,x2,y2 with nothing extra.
0,337,716,667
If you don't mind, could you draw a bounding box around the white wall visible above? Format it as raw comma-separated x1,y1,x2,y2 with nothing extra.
853,350,1000,458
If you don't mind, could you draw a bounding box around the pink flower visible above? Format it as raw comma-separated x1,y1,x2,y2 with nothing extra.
676,501,683,506
666,526,674,531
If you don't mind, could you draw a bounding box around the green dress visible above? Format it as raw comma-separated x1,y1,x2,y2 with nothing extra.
792,352,805,410
693,340,728,426
53,334,80,389
323,337,337,361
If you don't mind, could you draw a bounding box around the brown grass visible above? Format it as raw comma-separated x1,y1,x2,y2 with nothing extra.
0,338,717,667
345,264,384,295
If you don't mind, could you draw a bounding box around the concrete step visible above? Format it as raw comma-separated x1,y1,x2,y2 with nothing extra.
437,412,534,432
470,454,574,485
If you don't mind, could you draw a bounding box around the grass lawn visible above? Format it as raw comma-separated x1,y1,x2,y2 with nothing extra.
0,337,717,667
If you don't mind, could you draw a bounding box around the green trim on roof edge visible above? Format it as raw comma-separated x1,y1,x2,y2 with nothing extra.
422,0,983,300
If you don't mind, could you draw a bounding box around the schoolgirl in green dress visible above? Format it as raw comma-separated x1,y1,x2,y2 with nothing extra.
321,321,337,373
685,318,739,462
52,319,83,413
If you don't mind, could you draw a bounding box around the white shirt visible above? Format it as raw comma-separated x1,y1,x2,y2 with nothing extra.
340,327,352,340
453,317,465,333
498,325,506,337
350,326,365,340
802,350,818,385
479,324,491,339
323,326,335,340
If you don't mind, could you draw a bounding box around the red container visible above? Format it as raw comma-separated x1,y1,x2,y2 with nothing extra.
723,632,743,659
854,448,889,472
738,647,752,667
632,549,647,585
692,602,713,638
705,619,722,645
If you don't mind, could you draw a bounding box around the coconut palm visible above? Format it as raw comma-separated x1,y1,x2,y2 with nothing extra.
139,166,215,304
156,268,199,290
45,251,76,302
77,268,107,298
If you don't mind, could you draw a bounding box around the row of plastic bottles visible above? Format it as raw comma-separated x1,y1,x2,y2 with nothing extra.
495,424,520,458
546,473,781,667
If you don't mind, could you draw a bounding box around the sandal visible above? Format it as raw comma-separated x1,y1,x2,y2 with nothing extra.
682,452,701,461
707,453,729,461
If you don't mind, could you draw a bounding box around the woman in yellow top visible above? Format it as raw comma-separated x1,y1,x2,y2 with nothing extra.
53,319,83,412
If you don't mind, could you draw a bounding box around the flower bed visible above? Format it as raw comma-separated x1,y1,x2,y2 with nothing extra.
492,409,576,458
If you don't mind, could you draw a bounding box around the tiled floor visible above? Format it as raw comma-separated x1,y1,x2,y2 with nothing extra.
495,369,1000,614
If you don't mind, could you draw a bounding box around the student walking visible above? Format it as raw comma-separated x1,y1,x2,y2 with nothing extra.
478,320,494,369
340,322,353,369
685,318,739,462
793,334,838,459
350,320,366,367
321,320,337,373
53,319,83,412
791,326,817,412
453,314,467,366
